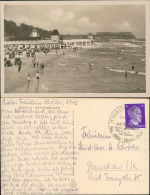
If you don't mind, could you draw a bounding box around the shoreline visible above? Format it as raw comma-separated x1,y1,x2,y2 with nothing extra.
4,46,146,93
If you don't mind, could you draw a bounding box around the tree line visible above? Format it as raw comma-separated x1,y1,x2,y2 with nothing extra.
4,20,52,40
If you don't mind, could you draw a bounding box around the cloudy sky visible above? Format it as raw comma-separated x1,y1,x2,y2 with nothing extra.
5,4,145,38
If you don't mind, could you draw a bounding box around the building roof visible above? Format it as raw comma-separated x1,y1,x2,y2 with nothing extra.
62,35,87,40
51,29,60,35
32,29,37,32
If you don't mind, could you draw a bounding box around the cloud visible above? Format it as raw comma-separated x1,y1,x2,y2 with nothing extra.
113,21,132,31
78,16,95,28
50,8,65,18
4,5,145,37
47,8,75,23
66,12,75,20
40,8,76,31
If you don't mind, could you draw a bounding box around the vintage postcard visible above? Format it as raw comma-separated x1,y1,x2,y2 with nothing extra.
1,98,149,194
0,0,150,97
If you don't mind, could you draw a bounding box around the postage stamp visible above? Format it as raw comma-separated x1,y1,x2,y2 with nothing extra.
125,104,145,129
108,104,145,143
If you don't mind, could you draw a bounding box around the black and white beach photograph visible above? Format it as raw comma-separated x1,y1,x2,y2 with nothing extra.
2,2,148,94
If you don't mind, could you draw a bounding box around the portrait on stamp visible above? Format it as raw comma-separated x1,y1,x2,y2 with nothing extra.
125,104,145,129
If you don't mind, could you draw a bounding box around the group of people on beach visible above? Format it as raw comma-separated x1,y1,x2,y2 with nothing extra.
106,47,122,53
16,48,67,92
14,45,139,92
27,70,40,92
27,70,41,91
87,47,137,79
26,55,45,91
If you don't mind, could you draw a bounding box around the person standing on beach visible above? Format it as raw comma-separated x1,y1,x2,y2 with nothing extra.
39,63,44,76
63,51,65,58
56,50,58,55
42,63,45,71
125,70,128,78
27,73,31,88
37,61,39,68
34,54,36,60
88,63,92,70
36,71,40,88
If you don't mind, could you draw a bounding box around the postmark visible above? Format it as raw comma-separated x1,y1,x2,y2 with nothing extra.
108,104,145,143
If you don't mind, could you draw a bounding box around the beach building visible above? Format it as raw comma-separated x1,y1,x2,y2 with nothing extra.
62,34,93,48
51,29,60,43
29,29,41,39
4,29,94,50
87,33,94,40
4,29,62,50
63,39,92,48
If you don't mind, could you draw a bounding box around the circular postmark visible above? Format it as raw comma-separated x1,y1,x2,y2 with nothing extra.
108,105,144,143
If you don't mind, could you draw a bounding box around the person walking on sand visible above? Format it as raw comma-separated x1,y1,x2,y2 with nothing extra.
40,63,45,72
27,73,31,88
18,61,21,72
37,61,39,68
36,71,40,88
33,61,36,68
32,59,34,67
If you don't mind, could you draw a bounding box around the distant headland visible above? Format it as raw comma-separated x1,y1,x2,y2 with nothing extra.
5,19,137,41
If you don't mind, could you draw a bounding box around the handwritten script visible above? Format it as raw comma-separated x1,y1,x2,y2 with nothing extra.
1,98,78,195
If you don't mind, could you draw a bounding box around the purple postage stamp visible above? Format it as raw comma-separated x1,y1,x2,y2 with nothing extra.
125,104,145,129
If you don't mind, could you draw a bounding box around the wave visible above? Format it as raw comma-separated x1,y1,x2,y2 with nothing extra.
88,63,95,66
123,43,141,48
106,66,145,75
59,63,66,66
109,68,125,73
68,55,80,58
41,83,48,91
138,72,145,75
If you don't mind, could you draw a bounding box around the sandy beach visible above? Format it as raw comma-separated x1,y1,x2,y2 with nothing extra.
5,42,146,93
